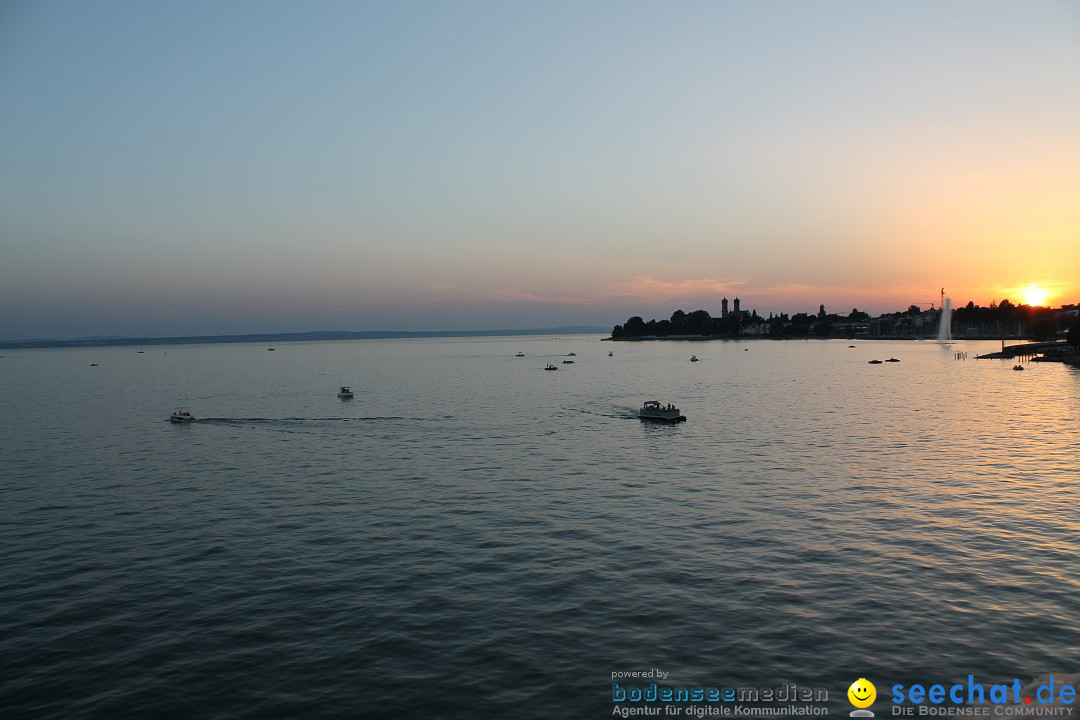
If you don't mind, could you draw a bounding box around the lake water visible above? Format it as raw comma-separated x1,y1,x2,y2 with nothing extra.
1,337,1077,719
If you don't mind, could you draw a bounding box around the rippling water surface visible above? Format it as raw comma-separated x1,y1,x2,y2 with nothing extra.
1,337,1078,719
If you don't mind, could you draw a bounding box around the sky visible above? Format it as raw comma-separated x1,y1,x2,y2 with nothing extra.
1,0,1078,340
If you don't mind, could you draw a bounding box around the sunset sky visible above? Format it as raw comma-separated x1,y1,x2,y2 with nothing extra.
1,0,1077,340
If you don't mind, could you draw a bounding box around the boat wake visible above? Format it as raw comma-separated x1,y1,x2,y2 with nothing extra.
566,406,640,420
190,416,439,425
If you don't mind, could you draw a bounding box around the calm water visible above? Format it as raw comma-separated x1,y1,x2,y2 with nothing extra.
1,337,1078,719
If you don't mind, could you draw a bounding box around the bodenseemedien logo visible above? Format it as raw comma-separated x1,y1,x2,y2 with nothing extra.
849,678,877,717
609,671,830,717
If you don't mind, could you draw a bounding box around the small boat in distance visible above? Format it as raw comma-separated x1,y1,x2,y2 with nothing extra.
885,358,900,363
1013,364,1024,371
170,409,195,424
337,386,355,398
639,401,686,423
544,364,558,371
516,352,525,357
608,351,613,357
562,360,574,364
868,359,883,364
567,352,576,356
690,355,699,362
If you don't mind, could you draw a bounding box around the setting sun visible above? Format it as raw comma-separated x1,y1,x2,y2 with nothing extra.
1020,285,1049,307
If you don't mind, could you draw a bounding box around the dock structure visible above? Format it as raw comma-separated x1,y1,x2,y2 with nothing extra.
975,340,1069,360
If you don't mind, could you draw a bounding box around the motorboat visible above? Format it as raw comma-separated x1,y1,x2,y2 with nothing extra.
639,400,686,423
170,409,195,424
562,359,574,364
567,352,576,356
608,351,613,357
515,352,525,357
337,386,355,398
544,364,558,371
885,358,900,363
690,355,699,362
868,359,883,364
1013,365,1024,371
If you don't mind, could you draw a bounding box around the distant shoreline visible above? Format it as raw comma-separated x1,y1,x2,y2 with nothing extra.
604,334,1053,342
0,326,609,350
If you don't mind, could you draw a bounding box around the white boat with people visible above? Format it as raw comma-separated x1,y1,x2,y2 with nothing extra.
337,386,355,398
639,401,686,423
170,409,195,424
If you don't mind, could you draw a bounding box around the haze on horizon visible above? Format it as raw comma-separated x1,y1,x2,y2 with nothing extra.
1,0,1078,341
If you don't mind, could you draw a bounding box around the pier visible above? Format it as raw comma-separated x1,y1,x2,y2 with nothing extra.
975,340,1068,360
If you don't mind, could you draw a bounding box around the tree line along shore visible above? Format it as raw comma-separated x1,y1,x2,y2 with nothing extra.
610,301,1080,342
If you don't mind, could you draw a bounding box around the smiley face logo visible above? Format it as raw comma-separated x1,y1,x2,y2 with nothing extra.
848,678,876,709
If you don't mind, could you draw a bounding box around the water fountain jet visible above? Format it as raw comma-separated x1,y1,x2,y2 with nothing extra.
937,296,953,342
